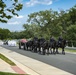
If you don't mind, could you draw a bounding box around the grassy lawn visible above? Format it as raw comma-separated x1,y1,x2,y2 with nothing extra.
0,53,16,66
59,48,76,53
0,72,28,75
65,48,76,52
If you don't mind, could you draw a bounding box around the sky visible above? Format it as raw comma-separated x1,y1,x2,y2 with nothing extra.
0,0,76,32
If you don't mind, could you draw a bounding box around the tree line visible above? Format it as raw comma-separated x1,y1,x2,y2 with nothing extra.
0,5,76,46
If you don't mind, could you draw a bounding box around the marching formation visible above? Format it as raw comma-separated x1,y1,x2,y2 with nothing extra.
19,36,67,55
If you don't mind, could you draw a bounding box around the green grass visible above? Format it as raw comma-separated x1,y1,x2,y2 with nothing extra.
59,48,76,52
0,53,16,66
65,48,76,52
0,72,28,75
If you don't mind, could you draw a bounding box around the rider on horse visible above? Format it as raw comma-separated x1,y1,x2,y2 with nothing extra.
50,36,55,43
58,36,63,45
39,37,46,43
33,37,38,41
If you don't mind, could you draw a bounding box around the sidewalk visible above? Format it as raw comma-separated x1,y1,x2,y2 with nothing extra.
0,59,16,73
0,46,73,75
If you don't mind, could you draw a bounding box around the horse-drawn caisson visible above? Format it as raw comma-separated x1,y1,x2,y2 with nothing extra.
19,36,67,55
19,39,27,50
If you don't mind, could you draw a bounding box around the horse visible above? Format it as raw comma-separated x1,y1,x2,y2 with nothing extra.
38,37,48,55
25,40,33,51
48,39,56,54
41,41,49,55
32,38,39,53
55,39,67,54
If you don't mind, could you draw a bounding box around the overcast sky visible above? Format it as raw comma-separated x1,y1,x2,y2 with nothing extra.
0,0,76,31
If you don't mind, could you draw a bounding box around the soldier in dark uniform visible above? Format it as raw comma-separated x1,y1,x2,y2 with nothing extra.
40,37,45,42
58,36,63,44
33,37,38,41
50,36,55,43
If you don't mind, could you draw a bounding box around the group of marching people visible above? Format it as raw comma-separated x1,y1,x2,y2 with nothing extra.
22,35,66,55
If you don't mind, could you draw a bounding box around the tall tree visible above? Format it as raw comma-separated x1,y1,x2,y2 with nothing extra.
67,25,76,41
0,0,23,23
25,9,62,39
0,28,10,40
68,5,76,25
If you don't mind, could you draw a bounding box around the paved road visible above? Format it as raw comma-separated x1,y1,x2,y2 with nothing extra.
1,45,76,75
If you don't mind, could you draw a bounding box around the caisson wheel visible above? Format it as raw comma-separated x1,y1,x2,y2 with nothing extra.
19,42,21,49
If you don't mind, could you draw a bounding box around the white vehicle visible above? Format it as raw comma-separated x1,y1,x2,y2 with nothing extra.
0,40,4,45
8,40,17,46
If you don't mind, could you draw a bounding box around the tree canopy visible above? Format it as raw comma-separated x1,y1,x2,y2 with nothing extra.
23,5,76,40
0,0,23,23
